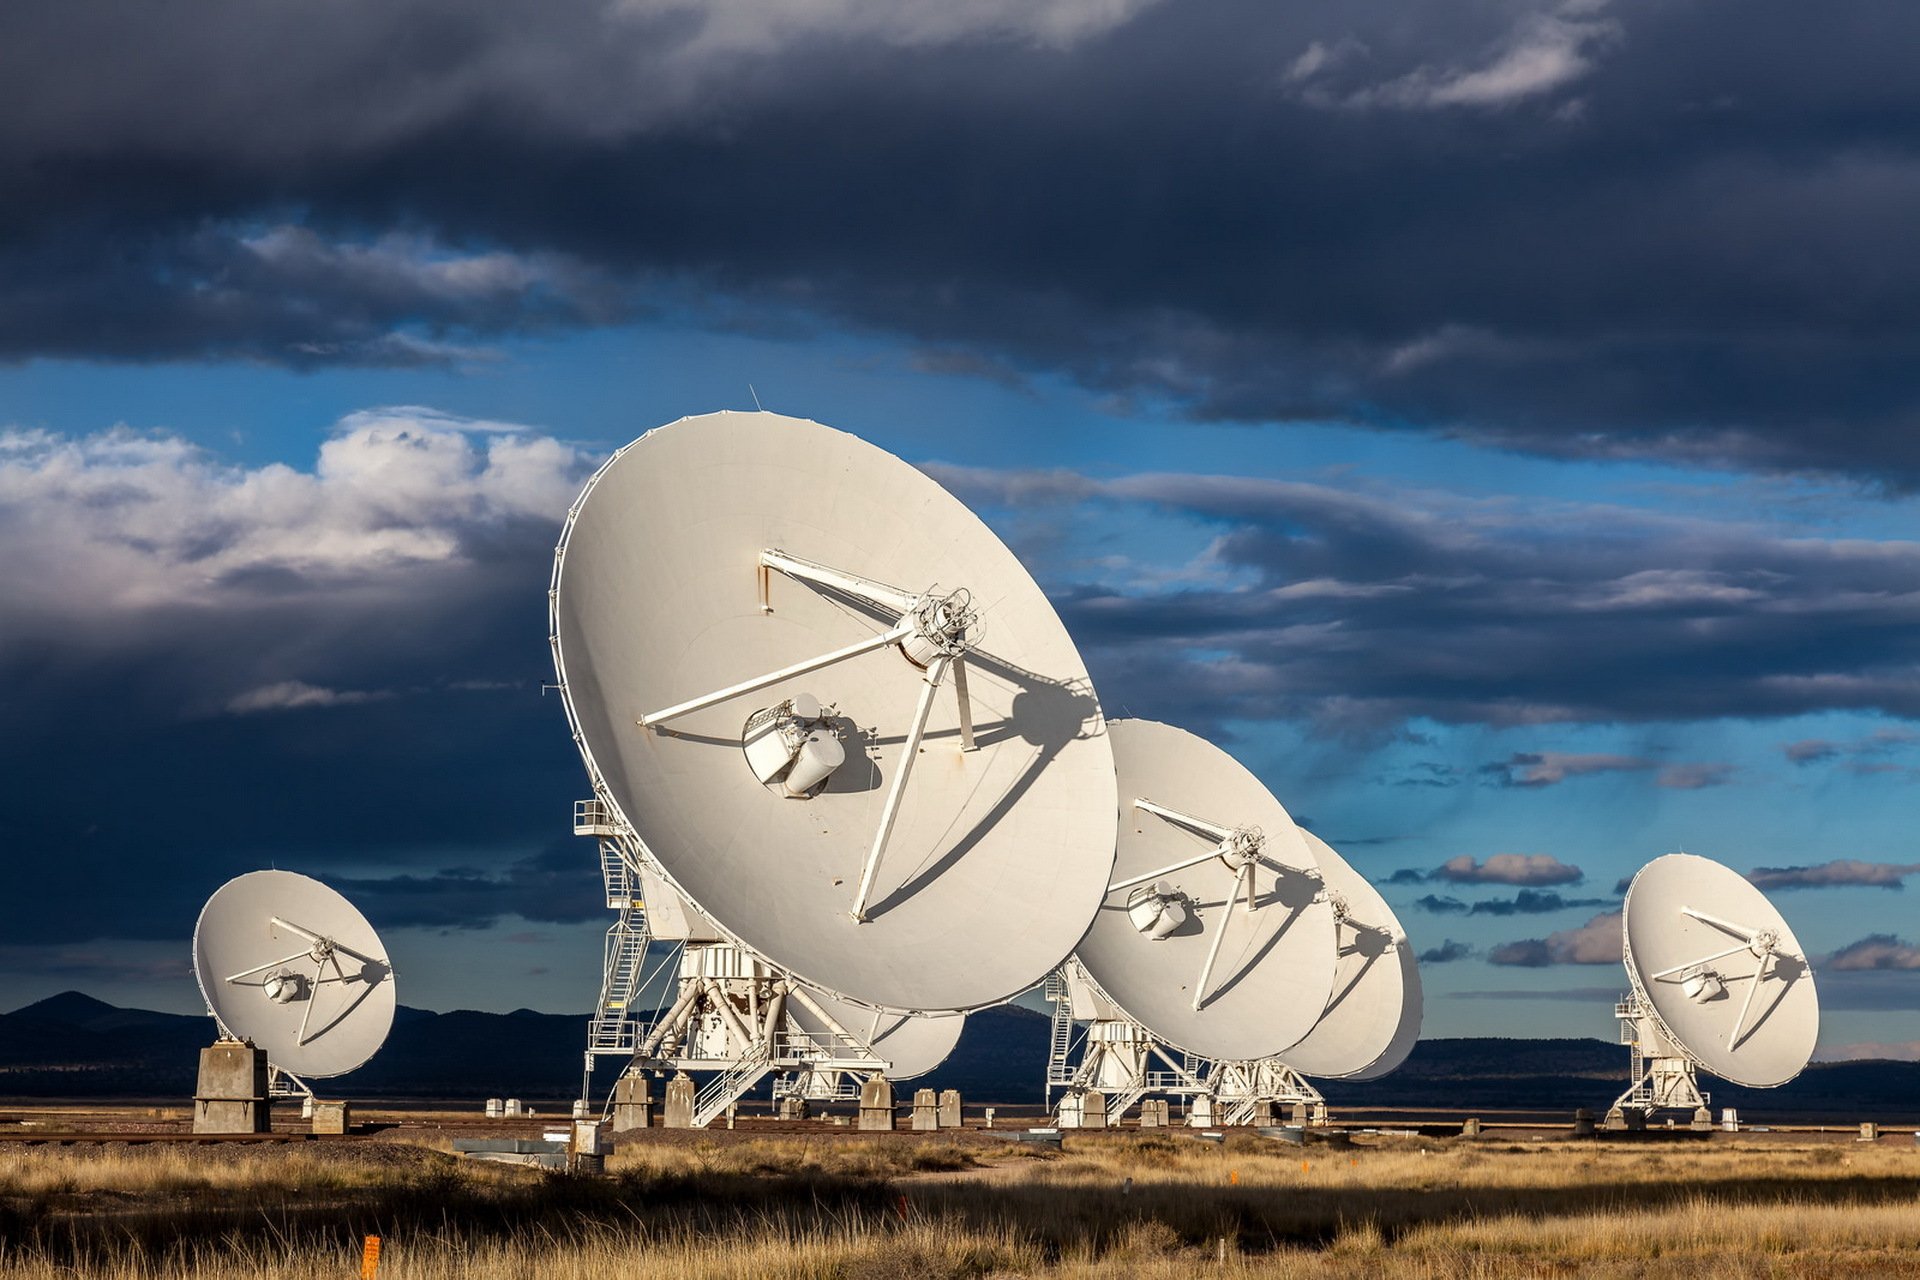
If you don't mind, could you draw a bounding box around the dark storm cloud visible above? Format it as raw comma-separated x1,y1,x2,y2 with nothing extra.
0,415,598,947
333,843,606,930
1826,934,1920,970
8,0,1920,479
1479,753,1735,790
1487,911,1621,966
1486,939,1552,968
1414,890,1611,917
1431,854,1583,887
1418,939,1474,965
1781,727,1920,772
1748,861,1920,891
937,465,1920,733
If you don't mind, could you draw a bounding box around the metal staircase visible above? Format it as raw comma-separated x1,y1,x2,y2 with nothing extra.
692,1040,773,1128
1106,1081,1151,1124
588,917,647,1052
598,840,632,909
578,799,650,1103
1045,969,1075,1089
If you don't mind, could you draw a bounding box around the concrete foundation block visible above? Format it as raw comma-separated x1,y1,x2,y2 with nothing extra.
612,1074,653,1132
310,1101,350,1135
911,1088,939,1131
194,1099,269,1134
938,1089,962,1128
193,1042,269,1135
663,1072,695,1129
858,1076,896,1131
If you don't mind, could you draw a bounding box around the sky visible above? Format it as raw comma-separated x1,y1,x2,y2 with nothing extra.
3,0,1920,1060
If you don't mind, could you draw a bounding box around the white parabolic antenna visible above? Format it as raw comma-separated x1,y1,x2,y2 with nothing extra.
1279,829,1422,1080
192,871,397,1079
551,411,1118,1012
1624,853,1818,1089
789,988,964,1081
1072,719,1338,1062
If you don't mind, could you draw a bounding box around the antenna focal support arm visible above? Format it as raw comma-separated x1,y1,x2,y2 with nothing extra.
638,621,913,727
1727,954,1769,1050
952,655,976,752
1255,853,1323,883
1680,906,1760,941
1108,839,1237,895
760,549,921,616
1192,862,1250,1010
224,947,319,985
1647,941,1755,983
850,654,952,922
1133,798,1236,842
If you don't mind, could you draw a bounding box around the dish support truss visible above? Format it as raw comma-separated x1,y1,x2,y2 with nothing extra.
1607,991,1712,1130
1204,1060,1328,1127
574,798,900,1127
1043,967,1328,1128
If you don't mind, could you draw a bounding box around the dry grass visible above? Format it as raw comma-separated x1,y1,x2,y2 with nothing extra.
2,1131,1917,1277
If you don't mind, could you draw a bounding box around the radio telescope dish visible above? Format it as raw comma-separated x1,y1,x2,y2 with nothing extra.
1278,830,1422,1080
1624,853,1817,1089
1072,719,1337,1062
551,411,1117,1013
192,871,396,1080
790,987,964,1081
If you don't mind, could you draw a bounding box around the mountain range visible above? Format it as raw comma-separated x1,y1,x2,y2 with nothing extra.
3,992,1915,1120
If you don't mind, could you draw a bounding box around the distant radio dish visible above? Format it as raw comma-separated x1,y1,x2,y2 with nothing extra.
1278,829,1422,1080
1623,853,1818,1089
1071,719,1337,1062
551,411,1117,1012
192,871,396,1080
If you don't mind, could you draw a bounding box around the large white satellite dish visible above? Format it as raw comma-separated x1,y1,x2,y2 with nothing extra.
552,411,1117,1013
1623,853,1817,1089
1071,719,1337,1062
1278,829,1422,1080
788,987,964,1081
192,871,396,1080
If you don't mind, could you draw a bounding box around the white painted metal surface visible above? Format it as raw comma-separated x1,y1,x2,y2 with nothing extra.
787,986,964,1081
551,411,1117,1013
1073,719,1337,1062
1279,829,1423,1080
1624,853,1818,1089
192,871,396,1080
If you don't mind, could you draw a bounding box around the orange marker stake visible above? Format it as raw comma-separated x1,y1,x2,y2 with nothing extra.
1229,1169,1239,1185
359,1236,382,1280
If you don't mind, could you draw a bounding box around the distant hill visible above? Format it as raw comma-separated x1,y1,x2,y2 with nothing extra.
0,992,1049,1104
3,992,1916,1119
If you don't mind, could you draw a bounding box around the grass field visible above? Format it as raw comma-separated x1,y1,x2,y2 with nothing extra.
2,1128,1918,1277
